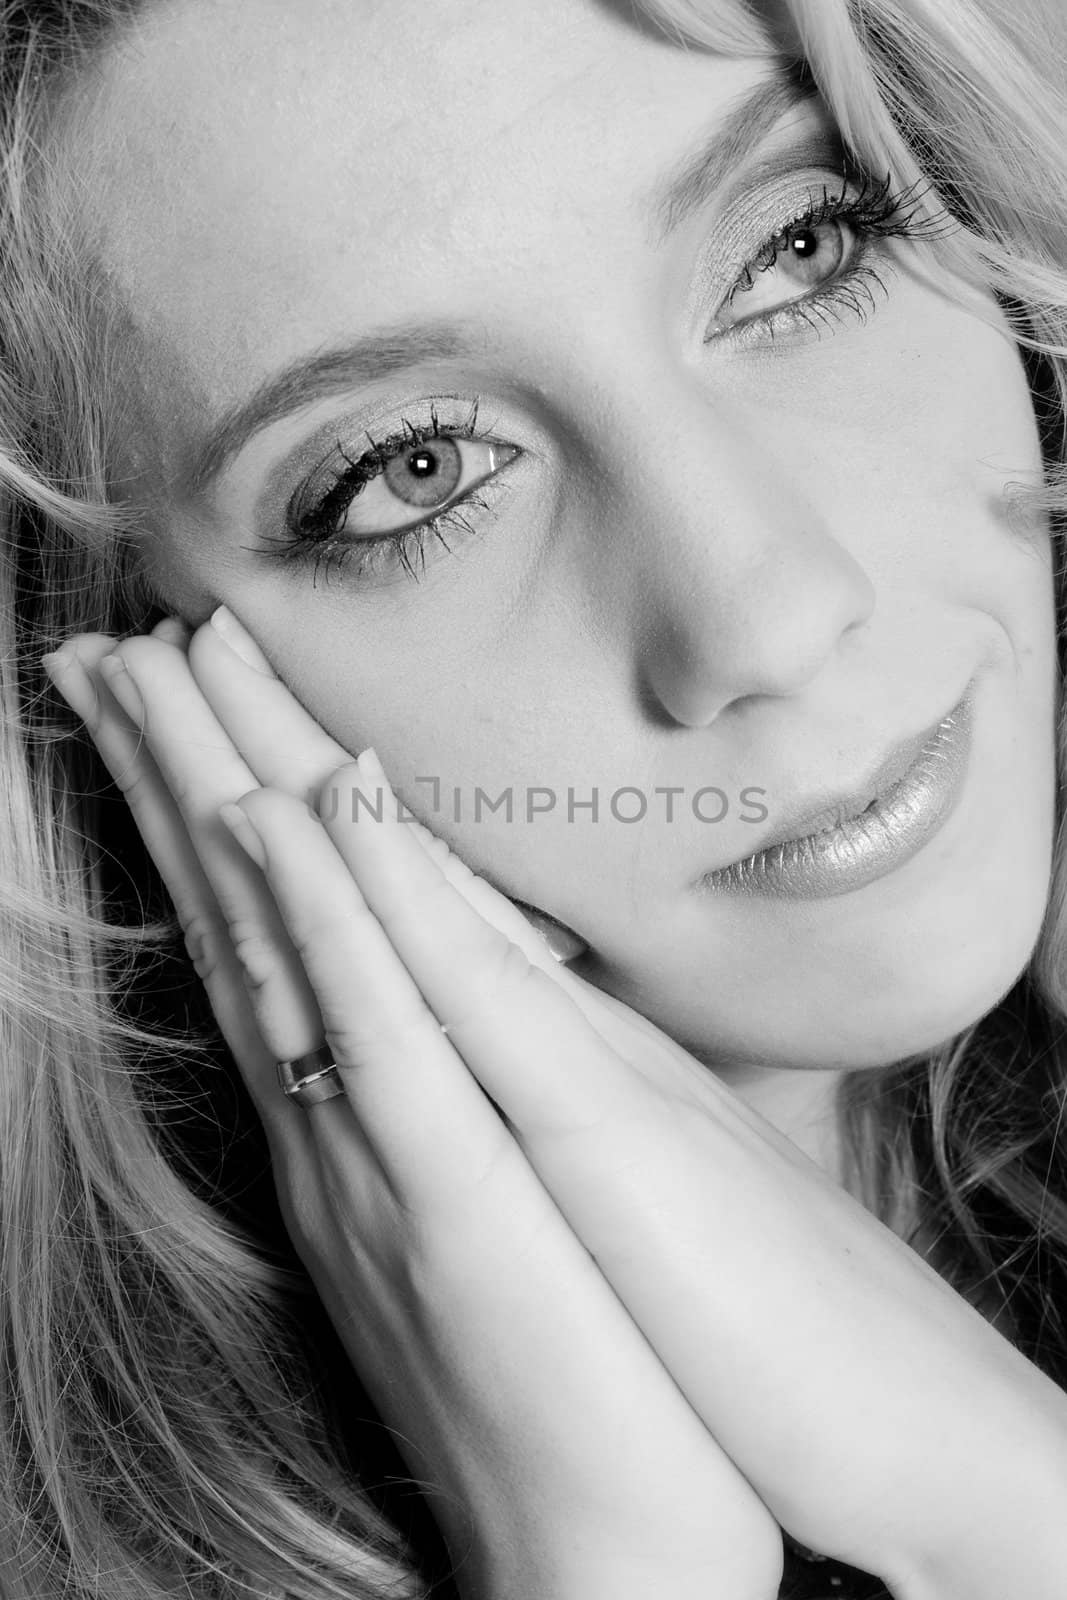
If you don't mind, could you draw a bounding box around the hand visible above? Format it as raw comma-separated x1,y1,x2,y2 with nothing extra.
49,610,1067,1598
44,616,784,1600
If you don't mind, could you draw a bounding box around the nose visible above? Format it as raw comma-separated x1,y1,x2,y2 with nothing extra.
620,413,876,727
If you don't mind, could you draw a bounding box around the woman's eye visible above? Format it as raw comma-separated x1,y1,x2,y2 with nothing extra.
295,431,519,541
714,216,856,332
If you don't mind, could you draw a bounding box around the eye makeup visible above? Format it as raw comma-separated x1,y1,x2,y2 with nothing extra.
705,168,952,345
257,399,519,587
253,159,950,589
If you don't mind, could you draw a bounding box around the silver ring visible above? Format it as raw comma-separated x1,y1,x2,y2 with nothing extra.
277,1042,346,1107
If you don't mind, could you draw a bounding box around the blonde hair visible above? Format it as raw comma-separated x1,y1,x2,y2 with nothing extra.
1,1,1066,1595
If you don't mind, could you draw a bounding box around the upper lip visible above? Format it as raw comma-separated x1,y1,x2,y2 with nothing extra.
721,693,964,866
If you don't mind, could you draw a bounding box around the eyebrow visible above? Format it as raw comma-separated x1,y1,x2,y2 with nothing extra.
181,69,821,501
647,67,819,244
180,325,484,498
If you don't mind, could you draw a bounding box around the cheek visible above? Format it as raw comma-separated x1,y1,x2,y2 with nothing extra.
883,307,1052,642
898,306,1044,516
148,509,599,906
775,284,1049,600
260,620,567,847
146,279,1055,983
266,608,661,928
882,290,1041,502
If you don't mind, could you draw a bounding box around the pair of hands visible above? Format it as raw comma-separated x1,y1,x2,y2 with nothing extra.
43,607,1067,1600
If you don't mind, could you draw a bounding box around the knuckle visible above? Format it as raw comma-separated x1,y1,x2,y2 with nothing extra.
181,910,228,982
286,901,365,967
326,758,363,789
319,761,363,818
447,935,539,1033
320,991,436,1066
484,933,538,1003
115,636,172,677
64,632,118,668
241,785,308,834
167,762,219,818
227,917,281,993
442,845,477,887
408,870,461,924
411,870,485,938
108,754,152,802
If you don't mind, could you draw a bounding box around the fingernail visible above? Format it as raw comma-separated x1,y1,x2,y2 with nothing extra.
357,746,388,787
153,615,192,648
219,801,268,869
98,653,145,724
514,903,590,965
42,648,99,725
353,747,396,820
41,644,81,679
209,605,276,676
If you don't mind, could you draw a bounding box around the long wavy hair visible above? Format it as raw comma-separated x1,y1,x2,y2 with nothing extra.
1,0,1066,1595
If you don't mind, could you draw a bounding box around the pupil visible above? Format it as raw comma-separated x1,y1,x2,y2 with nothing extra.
791,228,819,257
383,434,462,506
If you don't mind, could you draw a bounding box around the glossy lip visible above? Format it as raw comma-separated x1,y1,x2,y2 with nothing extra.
699,683,975,900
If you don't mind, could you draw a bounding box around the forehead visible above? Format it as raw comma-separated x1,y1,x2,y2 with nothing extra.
73,0,780,444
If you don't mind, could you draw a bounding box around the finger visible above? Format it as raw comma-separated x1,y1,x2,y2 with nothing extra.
75,631,589,1175
382,799,719,1087
94,632,534,1181
186,608,356,808
366,799,676,1070
190,607,532,931
47,642,396,1245
99,636,326,1048
314,751,642,1143
43,636,315,1139
45,636,262,1047
112,626,687,1096
227,785,528,1203
151,614,193,649
190,606,592,967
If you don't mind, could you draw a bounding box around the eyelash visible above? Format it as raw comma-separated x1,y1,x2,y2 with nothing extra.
711,170,948,343
267,168,947,587
260,400,499,587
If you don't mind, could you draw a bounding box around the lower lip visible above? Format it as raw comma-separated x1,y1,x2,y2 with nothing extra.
702,689,975,901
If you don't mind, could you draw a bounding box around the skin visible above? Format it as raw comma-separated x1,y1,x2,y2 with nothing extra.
69,0,1056,1179
37,2,1067,1587
43,622,1067,1597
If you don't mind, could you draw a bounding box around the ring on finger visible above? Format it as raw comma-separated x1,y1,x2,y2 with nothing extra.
277,1042,346,1107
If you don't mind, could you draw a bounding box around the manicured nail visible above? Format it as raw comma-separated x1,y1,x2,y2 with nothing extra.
219,801,268,869
515,904,590,965
41,643,82,679
42,648,100,726
153,615,192,648
357,746,387,786
354,746,395,818
209,605,276,676
98,653,145,724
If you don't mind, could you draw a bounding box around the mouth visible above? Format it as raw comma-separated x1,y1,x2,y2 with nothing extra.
699,682,976,900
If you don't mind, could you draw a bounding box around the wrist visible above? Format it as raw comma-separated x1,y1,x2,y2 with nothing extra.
884,1403,1067,1600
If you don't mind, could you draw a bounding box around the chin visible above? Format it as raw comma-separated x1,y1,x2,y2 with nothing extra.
794,935,1043,1074
704,697,1056,1073
586,815,1054,1078
816,803,1056,1071
736,855,1053,1074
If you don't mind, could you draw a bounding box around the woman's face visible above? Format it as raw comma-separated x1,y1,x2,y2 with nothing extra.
78,0,1056,1080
